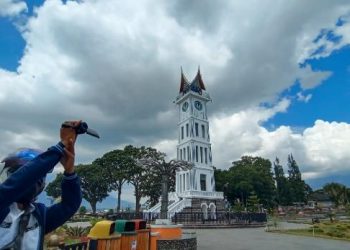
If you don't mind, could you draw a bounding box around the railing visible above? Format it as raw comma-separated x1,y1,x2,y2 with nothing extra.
178,190,224,199
173,212,267,225
59,242,88,250
106,212,144,221
166,198,192,217
145,192,180,213
106,212,266,225
168,192,180,202
147,202,161,213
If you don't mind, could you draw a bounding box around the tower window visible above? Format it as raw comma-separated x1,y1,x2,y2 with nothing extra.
183,148,186,161
196,146,198,162
195,123,199,136
201,124,205,138
205,148,208,164
200,147,203,163
187,146,190,161
181,126,184,140
186,123,189,137
200,174,207,191
180,148,182,160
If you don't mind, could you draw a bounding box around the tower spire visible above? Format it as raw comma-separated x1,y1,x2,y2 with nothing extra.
179,67,189,93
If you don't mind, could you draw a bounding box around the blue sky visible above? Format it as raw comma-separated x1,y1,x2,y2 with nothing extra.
267,46,350,130
1,0,350,196
0,15,24,70
0,0,44,71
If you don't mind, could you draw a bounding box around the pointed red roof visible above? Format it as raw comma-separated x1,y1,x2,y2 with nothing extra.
179,68,189,93
195,67,206,90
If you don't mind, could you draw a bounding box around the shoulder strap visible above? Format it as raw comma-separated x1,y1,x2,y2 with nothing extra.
12,211,30,249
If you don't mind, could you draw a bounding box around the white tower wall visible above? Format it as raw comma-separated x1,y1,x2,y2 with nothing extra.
174,71,223,200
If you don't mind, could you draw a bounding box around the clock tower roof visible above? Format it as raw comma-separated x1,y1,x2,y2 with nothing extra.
179,67,206,95
179,67,190,93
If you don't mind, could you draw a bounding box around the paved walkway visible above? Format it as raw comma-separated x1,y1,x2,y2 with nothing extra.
188,223,350,250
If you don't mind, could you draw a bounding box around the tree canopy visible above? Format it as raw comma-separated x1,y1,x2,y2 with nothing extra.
139,148,193,218
75,163,109,214
216,156,276,209
93,149,131,212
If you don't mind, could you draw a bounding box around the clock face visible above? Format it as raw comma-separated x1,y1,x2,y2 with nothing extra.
194,101,203,111
182,102,189,112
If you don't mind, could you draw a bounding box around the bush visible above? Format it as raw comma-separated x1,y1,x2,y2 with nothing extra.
308,227,324,233
65,226,90,237
79,206,87,214
325,228,346,238
90,217,104,227
335,224,347,230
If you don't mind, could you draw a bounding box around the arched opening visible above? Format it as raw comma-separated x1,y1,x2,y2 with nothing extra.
209,203,216,220
201,203,208,220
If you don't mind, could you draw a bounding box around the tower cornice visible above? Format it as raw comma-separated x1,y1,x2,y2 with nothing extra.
175,90,211,104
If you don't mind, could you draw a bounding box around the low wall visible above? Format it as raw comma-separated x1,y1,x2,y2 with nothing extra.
157,233,197,250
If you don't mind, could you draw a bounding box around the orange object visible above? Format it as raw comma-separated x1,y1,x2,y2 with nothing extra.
88,236,121,250
121,232,137,250
136,229,150,250
109,238,122,249
150,224,182,239
133,219,147,230
150,232,159,250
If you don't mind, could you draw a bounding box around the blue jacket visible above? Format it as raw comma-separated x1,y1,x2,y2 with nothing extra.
0,143,82,249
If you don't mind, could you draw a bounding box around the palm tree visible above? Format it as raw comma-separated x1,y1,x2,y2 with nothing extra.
139,150,193,219
323,182,348,207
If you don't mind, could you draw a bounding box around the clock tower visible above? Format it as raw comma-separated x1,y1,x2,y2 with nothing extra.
173,68,224,207
146,68,224,216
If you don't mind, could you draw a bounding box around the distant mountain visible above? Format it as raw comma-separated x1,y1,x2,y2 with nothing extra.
37,192,135,211
306,173,350,190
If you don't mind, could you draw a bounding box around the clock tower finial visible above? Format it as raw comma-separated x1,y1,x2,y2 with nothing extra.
179,67,189,93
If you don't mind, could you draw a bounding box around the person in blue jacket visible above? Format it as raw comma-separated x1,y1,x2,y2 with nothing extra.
0,121,83,250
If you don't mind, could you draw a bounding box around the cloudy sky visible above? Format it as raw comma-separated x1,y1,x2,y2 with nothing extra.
1,0,350,200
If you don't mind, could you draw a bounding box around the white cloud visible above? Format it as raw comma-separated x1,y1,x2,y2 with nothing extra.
210,101,350,180
0,0,27,17
297,92,312,103
300,13,350,61
0,0,350,183
298,65,332,89
152,139,177,160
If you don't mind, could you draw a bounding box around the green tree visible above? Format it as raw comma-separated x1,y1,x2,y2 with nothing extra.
273,157,291,205
214,168,233,206
46,173,64,199
217,156,276,209
247,191,260,212
79,206,87,214
123,145,154,213
141,170,163,208
287,154,310,203
139,149,193,219
235,181,253,207
323,182,349,207
230,156,276,209
94,149,131,212
75,163,109,214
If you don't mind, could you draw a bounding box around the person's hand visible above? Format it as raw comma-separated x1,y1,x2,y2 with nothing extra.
60,120,80,174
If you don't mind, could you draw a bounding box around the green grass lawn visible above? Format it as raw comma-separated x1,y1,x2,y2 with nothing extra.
276,221,350,241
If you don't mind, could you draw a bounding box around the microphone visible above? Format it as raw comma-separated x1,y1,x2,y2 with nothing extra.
61,121,100,139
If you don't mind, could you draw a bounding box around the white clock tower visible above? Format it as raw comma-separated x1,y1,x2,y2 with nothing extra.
174,68,223,207
147,69,223,216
